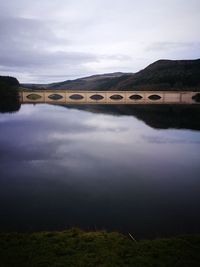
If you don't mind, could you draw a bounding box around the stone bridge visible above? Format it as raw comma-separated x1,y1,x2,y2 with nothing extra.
20,90,199,105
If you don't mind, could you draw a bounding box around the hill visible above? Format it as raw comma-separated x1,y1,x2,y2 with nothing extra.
22,72,132,90
113,59,200,90
22,59,200,91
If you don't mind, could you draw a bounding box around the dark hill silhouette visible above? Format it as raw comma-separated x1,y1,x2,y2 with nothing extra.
0,76,19,89
0,76,20,113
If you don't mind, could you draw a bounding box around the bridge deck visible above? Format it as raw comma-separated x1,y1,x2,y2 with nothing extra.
20,90,199,105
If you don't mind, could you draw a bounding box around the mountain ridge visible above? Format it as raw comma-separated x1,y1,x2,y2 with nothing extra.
22,59,200,91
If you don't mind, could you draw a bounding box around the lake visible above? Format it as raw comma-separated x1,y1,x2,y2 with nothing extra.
0,103,200,238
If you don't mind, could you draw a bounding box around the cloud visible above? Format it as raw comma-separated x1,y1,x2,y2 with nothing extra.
0,16,101,82
0,0,199,82
0,49,98,68
0,17,96,65
146,42,200,52
142,134,200,144
0,15,131,82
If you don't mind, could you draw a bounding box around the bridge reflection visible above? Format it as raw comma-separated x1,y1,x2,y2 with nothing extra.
20,90,199,105
1,90,200,130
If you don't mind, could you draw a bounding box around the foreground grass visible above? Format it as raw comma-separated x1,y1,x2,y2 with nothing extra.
0,229,200,267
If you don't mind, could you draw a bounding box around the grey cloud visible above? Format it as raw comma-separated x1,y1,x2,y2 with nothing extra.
0,49,98,68
0,17,68,51
142,134,200,144
0,17,99,81
0,0,199,82
0,48,98,84
146,42,200,52
0,17,129,82
101,54,132,61
0,17,96,67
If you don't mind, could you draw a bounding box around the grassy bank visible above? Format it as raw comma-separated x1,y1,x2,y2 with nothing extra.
0,229,200,267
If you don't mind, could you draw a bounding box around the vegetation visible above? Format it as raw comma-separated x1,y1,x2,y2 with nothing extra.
0,229,199,267
0,76,19,89
0,76,20,113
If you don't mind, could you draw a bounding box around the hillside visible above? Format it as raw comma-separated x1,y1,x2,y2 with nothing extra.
22,59,200,91
113,59,200,90
22,72,132,90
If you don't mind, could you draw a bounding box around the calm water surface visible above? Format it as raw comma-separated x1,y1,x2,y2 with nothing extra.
0,104,200,238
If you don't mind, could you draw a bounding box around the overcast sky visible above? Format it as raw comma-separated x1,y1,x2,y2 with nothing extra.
0,0,199,83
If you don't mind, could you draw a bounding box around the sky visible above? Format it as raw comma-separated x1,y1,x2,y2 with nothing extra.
0,0,199,83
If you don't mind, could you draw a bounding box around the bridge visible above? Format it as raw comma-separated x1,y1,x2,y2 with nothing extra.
20,90,199,105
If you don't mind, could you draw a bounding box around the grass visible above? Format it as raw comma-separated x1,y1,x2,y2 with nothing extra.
0,229,200,267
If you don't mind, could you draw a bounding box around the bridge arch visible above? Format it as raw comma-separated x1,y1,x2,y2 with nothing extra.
26,93,42,100
148,94,162,100
90,94,104,100
129,94,143,100
110,94,124,100
69,94,85,100
48,94,63,100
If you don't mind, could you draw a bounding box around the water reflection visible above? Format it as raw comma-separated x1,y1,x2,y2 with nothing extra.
0,104,200,238
64,104,200,130
1,100,200,130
